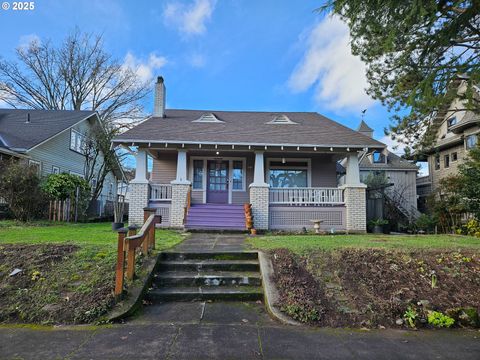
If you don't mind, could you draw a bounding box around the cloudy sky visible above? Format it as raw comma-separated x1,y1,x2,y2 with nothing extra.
0,0,405,154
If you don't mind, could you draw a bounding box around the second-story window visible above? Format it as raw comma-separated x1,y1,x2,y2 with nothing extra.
444,154,450,168
447,117,457,131
451,152,458,162
372,151,386,163
70,129,86,154
466,134,478,150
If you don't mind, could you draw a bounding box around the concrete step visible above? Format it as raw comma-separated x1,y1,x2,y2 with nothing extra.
146,286,263,302
160,251,259,261
185,224,247,231
153,271,262,287
158,259,260,272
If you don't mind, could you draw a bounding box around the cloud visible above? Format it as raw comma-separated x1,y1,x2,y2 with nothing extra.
188,53,206,68
123,53,167,83
288,15,374,113
18,34,41,50
379,135,407,154
163,0,216,36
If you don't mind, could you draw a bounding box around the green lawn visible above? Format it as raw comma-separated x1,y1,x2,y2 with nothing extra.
247,233,480,254
0,221,185,324
0,220,184,250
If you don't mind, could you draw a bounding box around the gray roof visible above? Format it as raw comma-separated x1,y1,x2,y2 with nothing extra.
357,120,373,132
0,109,96,152
360,150,418,171
114,109,385,149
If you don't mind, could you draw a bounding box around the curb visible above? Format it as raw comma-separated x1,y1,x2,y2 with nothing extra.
107,253,161,322
258,251,302,326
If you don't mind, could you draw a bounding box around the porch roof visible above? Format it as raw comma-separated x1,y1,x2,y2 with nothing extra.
113,109,385,150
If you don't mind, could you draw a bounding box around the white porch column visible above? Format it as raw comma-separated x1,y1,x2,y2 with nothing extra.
340,152,367,233
249,151,269,230
170,149,191,228
172,149,189,184
129,149,150,226
252,151,268,186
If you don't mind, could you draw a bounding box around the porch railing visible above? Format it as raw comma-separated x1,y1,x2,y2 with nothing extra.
269,187,344,205
149,184,172,201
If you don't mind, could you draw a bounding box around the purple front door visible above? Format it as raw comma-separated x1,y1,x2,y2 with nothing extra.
207,160,229,204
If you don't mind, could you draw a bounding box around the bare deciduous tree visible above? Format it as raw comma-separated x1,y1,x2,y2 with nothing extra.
0,30,149,201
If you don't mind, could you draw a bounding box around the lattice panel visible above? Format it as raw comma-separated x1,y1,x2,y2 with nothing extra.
154,205,171,227
269,207,345,230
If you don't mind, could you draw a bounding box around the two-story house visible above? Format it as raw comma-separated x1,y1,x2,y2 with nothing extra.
0,109,123,215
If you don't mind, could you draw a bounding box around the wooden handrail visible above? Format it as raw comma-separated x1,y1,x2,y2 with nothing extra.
114,207,162,298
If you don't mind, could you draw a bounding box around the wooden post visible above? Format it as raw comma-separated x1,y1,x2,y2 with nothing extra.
143,207,157,252
126,239,136,281
114,228,128,297
127,225,138,237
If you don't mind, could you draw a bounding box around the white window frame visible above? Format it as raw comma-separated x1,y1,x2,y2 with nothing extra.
189,156,247,204
69,170,84,178
451,152,458,162
52,166,60,174
447,116,457,131
70,129,86,154
28,160,41,175
267,158,312,188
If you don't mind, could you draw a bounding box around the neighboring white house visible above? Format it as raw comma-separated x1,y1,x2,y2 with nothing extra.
0,109,124,216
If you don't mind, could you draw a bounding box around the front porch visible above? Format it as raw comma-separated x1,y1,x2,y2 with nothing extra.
128,144,367,233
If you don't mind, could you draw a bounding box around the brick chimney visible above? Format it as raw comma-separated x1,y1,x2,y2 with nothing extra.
153,76,166,117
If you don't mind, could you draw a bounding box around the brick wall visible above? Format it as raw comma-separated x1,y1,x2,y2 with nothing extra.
128,182,149,226
170,183,190,228
250,186,269,230
343,186,367,233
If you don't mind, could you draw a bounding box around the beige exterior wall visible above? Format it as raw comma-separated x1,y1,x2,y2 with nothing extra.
150,150,177,183
428,143,468,191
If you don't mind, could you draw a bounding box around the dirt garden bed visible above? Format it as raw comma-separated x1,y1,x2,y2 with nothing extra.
0,244,115,324
270,248,480,329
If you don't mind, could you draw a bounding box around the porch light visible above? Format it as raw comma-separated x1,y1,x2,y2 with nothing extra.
216,151,220,155
347,147,350,152
199,144,202,148
182,143,185,148
132,142,135,146
281,146,284,150
330,147,333,151
232,145,235,149
282,157,286,164
249,145,251,149
297,146,300,151
165,143,168,147
215,144,218,149
314,147,317,151
148,142,151,147
265,145,267,150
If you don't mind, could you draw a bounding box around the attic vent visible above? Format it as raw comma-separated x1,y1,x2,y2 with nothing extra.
193,113,223,123
267,114,297,124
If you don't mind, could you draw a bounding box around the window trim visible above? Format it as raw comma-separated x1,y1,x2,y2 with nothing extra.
451,152,458,162
70,129,86,154
465,134,478,150
267,158,312,188
52,166,60,174
444,154,450,168
69,170,84,178
447,116,457,130
192,159,205,190
372,151,386,164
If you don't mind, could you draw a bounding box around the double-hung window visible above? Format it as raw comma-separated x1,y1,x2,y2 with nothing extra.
70,129,86,154
269,160,309,188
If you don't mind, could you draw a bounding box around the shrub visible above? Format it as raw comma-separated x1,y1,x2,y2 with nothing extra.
415,214,437,233
0,160,47,221
427,311,455,328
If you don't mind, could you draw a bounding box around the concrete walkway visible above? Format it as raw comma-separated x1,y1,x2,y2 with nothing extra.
170,232,247,252
1,302,479,359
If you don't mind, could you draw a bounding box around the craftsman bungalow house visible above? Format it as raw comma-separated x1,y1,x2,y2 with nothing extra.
113,77,385,232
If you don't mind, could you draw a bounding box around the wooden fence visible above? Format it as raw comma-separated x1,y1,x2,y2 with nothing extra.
49,199,76,222
114,207,161,297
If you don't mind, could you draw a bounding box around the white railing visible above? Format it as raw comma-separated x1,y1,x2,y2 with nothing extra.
149,184,172,201
269,187,344,205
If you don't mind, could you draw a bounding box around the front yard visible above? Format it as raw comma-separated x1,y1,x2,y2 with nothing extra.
0,221,184,325
248,233,480,328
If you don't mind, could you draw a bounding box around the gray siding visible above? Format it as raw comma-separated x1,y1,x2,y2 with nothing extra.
27,118,117,199
311,155,337,187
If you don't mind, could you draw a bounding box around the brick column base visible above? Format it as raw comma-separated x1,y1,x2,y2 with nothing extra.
249,185,269,230
170,183,191,229
341,184,367,233
128,182,149,226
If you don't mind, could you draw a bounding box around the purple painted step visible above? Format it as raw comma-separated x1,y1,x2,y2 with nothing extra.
186,204,246,230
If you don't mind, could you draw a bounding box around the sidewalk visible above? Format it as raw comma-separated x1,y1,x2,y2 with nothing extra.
1,302,479,360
